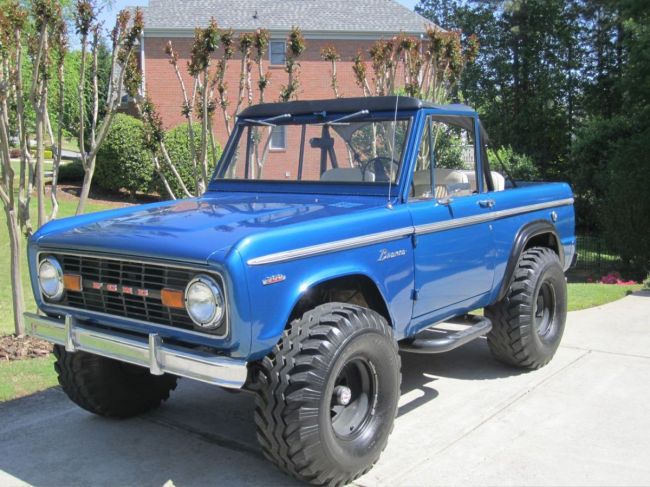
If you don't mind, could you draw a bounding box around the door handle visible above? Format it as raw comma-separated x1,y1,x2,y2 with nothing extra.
478,199,496,209
437,197,454,206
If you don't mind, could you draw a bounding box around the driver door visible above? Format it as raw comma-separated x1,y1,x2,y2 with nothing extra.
408,114,496,318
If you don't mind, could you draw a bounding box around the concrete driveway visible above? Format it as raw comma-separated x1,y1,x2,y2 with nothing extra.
1,291,649,486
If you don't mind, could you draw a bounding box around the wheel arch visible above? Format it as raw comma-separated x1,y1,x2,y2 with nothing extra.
287,273,393,329
497,219,564,301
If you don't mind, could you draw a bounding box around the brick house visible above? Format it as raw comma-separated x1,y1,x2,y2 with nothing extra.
135,0,436,150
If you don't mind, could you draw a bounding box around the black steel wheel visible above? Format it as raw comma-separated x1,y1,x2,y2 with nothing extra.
254,303,401,486
485,246,567,369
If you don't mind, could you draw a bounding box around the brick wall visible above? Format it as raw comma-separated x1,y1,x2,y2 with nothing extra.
144,36,380,147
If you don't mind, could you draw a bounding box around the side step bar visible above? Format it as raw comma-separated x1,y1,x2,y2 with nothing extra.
400,315,492,354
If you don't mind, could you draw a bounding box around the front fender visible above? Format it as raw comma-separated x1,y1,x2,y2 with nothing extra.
238,237,415,361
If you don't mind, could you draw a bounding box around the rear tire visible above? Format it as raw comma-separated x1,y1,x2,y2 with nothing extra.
53,345,178,418
254,303,401,485
485,247,567,369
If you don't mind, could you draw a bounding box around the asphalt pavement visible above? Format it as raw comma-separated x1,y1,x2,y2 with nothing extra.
1,291,648,486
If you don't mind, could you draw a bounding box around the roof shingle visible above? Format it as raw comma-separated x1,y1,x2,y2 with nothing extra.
137,0,436,35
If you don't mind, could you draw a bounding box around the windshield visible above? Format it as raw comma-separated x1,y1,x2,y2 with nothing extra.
216,114,411,185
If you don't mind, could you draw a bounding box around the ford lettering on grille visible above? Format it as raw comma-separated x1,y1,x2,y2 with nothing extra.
40,253,225,334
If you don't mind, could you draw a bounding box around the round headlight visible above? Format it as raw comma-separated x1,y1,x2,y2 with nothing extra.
184,275,225,329
38,257,64,301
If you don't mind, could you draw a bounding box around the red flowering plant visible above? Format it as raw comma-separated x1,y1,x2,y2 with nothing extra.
599,272,638,285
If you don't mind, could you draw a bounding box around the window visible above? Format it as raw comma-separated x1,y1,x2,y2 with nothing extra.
269,125,287,150
269,41,286,66
411,118,434,199
410,115,479,200
217,115,411,184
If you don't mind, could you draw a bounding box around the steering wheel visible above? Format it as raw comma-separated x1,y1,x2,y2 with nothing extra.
361,156,399,182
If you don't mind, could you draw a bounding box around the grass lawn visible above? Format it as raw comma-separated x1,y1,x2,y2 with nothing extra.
0,195,115,336
567,283,643,311
61,137,80,153
0,193,116,403
0,355,58,402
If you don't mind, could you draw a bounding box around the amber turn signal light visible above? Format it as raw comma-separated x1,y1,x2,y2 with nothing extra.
63,274,82,292
161,288,185,309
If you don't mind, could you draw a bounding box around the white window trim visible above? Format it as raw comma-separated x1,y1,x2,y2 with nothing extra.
270,126,287,150
269,40,286,66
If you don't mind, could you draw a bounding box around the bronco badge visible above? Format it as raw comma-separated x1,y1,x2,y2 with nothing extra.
378,248,407,262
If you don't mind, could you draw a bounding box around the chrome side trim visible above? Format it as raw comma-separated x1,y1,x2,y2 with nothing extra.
247,198,574,266
25,312,247,389
415,198,575,236
247,227,414,266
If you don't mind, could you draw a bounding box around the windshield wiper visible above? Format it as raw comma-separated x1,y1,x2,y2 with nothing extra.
240,113,291,127
313,109,370,126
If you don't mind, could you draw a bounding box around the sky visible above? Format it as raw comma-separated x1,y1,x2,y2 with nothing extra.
97,0,421,31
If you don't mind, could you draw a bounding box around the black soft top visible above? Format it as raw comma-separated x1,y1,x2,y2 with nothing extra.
238,96,477,119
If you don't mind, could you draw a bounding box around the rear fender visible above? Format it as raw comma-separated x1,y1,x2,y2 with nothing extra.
496,219,563,301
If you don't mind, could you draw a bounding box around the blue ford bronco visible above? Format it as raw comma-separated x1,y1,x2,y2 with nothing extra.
26,96,575,485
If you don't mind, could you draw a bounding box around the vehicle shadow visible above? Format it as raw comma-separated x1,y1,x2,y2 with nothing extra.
397,337,525,417
0,339,524,487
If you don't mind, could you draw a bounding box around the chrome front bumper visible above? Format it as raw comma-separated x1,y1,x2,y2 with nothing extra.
24,312,248,389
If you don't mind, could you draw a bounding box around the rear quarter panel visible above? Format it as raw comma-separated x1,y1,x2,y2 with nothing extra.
488,182,576,303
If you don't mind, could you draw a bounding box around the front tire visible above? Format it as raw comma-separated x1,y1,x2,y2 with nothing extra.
254,303,401,485
53,346,178,418
485,247,567,369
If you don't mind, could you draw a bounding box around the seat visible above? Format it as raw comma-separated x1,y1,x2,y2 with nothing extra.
491,171,506,191
456,170,506,192
435,169,470,197
412,170,432,198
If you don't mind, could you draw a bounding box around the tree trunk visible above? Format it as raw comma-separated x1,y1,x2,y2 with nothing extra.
5,207,25,336
77,164,95,214
35,108,46,227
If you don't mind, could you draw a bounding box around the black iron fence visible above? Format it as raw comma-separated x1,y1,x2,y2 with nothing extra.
568,234,623,280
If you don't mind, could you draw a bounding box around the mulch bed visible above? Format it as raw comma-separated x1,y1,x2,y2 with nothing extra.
52,184,161,208
0,335,53,361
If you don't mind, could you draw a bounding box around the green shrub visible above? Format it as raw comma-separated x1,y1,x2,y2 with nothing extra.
600,122,650,273
643,274,650,290
95,114,154,196
488,146,539,181
151,123,221,198
57,160,85,183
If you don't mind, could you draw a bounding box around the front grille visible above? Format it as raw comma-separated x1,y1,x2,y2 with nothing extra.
42,252,226,335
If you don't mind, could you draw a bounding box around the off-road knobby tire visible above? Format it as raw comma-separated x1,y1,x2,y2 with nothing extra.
254,303,401,486
53,345,178,418
485,246,567,369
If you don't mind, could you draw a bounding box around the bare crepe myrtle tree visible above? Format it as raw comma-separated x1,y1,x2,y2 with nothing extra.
321,45,341,98
49,13,69,221
74,2,144,215
253,29,271,103
352,51,372,97
0,1,29,336
28,0,66,229
353,28,478,103
279,27,306,102
164,39,202,194
187,18,220,194
212,29,234,137
122,52,192,200
165,25,276,190
0,0,67,335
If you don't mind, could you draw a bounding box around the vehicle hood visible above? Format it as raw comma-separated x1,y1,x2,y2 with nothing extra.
33,193,385,264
